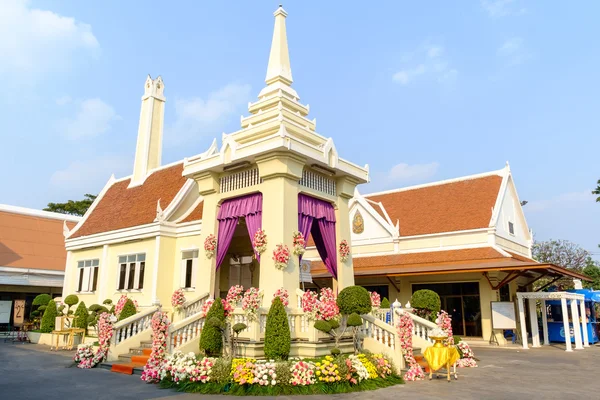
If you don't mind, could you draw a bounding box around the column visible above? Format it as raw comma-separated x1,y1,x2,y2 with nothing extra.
560,298,572,352
570,299,583,350
541,300,550,345
579,299,589,347
517,295,528,349
528,298,540,347
333,176,358,291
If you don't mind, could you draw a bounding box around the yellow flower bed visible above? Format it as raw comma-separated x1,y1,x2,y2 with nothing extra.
231,358,256,385
357,354,378,379
315,356,341,383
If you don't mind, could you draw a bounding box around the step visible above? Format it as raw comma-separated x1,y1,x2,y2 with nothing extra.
100,361,146,375
414,354,430,373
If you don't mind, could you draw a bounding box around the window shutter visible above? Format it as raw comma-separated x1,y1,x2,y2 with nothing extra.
180,259,187,288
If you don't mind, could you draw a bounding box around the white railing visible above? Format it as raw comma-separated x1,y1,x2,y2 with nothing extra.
112,306,158,346
167,312,205,353
361,314,396,350
397,308,436,345
182,292,210,318
220,168,261,193
373,308,392,323
299,169,336,196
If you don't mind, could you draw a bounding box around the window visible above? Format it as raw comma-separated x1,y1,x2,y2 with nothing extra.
228,256,253,289
180,250,199,289
117,253,146,290
77,259,99,292
508,221,515,235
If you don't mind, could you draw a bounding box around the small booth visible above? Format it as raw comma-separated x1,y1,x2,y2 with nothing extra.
546,289,600,344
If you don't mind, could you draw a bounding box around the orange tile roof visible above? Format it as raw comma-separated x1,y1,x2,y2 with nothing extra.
0,210,75,271
180,200,204,223
365,174,503,236
70,163,188,238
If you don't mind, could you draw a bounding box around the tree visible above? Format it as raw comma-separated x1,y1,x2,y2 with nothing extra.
264,297,291,360
73,302,88,332
199,298,225,357
40,300,57,333
44,194,97,216
593,179,600,202
583,261,600,290
532,239,591,290
117,299,137,322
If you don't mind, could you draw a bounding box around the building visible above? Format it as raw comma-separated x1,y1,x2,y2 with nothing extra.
0,204,80,327
62,6,586,349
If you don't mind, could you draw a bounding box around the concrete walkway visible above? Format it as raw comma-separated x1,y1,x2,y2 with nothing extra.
1,342,599,399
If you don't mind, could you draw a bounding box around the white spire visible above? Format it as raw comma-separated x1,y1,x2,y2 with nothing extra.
265,5,293,86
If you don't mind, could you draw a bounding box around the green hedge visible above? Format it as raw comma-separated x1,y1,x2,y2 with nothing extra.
200,299,224,357
264,297,291,360
40,299,57,333
118,299,137,321
410,289,441,322
73,301,88,332
337,286,372,315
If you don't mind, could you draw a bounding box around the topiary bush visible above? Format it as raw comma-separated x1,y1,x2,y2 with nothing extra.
103,299,113,305
346,312,363,327
264,297,291,360
337,286,372,315
200,298,225,357
33,294,51,306
411,289,441,322
73,301,88,332
40,299,57,333
381,297,390,309
117,299,137,322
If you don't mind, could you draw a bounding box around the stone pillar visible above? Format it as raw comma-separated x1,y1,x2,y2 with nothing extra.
517,295,528,349
570,299,583,350
528,298,540,347
561,298,572,352
579,299,589,347
541,300,550,345
333,176,358,292
257,152,304,303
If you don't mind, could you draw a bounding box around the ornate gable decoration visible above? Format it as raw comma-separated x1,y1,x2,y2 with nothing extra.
352,210,364,234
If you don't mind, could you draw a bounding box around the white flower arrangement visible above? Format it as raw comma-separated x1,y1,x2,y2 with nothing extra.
429,327,448,337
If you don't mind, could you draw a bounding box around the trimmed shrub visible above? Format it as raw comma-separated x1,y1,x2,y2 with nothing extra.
200,298,225,356
64,294,79,308
337,286,372,315
381,297,390,309
346,312,363,327
117,299,137,322
314,320,332,334
38,305,47,312
329,319,340,329
411,289,441,322
330,348,341,356
89,304,108,314
103,298,113,305
73,301,88,332
40,300,57,333
454,336,462,344
264,297,291,360
57,305,65,314
33,294,51,306
232,323,247,334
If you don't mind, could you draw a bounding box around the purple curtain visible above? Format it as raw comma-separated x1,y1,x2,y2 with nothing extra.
245,210,262,261
215,193,263,270
298,194,337,279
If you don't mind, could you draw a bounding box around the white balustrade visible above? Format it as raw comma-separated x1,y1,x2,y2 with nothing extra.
183,292,210,318
360,314,396,350
220,168,261,193
167,312,205,352
113,306,158,346
298,169,336,196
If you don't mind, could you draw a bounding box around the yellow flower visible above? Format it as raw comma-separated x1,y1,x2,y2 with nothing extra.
316,370,321,376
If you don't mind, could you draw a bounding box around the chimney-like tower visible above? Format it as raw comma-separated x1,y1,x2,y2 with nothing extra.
129,75,165,187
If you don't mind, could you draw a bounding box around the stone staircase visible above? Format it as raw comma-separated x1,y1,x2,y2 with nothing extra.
100,339,153,375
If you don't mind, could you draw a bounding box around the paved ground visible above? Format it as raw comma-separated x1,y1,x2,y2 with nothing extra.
1,342,599,399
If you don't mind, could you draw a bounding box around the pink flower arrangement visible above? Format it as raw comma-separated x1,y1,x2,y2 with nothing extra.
171,288,186,313
369,291,381,309
456,341,478,368
242,287,262,322
289,360,316,386
273,288,289,307
114,294,139,319
201,298,233,319
141,311,171,383
339,239,350,262
301,288,339,321
436,310,454,346
204,234,217,259
252,229,267,255
74,312,113,369
301,290,319,320
252,360,277,386
226,285,245,307
272,244,290,270
396,311,425,381
292,231,306,256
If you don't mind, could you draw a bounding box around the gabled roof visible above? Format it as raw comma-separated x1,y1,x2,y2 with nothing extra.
69,163,189,239
180,200,204,223
364,170,504,236
0,205,79,271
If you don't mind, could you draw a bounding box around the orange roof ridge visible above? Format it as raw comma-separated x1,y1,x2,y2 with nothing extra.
364,167,505,197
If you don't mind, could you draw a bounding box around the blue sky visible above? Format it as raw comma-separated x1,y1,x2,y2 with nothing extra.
1,0,598,257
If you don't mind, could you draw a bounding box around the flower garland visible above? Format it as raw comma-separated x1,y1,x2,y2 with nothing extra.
370,291,381,309
204,234,217,259
339,239,350,262
456,341,478,368
114,294,139,319
292,231,306,256
272,244,291,270
252,229,267,255
436,310,454,345
300,290,319,320
396,311,425,381
171,289,186,313
226,285,245,307
272,287,289,307
300,288,339,321
74,312,113,369
141,311,171,383
242,288,262,322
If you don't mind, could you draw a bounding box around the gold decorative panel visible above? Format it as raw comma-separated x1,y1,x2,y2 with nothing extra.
352,210,364,234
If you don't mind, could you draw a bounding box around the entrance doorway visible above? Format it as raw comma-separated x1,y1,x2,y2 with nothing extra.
412,282,482,337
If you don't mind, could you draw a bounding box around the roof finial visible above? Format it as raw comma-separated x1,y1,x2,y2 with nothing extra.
265,5,293,86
